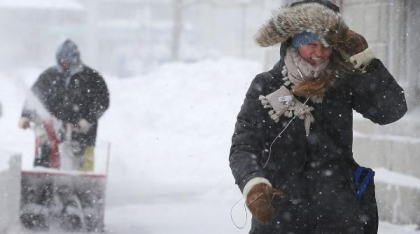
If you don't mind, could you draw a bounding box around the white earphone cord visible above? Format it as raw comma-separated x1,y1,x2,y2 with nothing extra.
263,97,310,168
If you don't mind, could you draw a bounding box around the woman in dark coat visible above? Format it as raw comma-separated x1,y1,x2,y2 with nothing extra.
229,1,407,233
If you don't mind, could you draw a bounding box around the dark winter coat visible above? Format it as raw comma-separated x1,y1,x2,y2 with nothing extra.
229,53,407,233
231,0,407,232
23,65,109,146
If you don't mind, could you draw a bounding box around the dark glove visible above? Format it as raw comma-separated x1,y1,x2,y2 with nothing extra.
328,29,375,69
246,183,286,224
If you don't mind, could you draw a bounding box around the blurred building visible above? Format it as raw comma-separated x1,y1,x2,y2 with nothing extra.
0,0,173,77
0,0,85,70
340,0,420,226
0,0,282,76
0,0,287,77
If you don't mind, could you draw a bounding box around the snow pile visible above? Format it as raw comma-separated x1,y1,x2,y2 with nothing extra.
0,154,21,233
99,58,261,202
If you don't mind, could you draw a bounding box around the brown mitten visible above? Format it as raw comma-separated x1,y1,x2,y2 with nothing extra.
329,29,375,69
246,183,286,224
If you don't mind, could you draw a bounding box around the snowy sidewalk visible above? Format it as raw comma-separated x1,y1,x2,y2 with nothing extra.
104,189,420,234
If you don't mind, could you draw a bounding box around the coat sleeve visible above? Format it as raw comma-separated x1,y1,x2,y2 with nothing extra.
85,71,110,123
348,59,407,125
29,70,66,120
229,73,272,192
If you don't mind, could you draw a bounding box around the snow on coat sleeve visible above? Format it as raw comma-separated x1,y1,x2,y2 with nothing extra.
229,73,272,193
30,69,74,122
348,59,407,125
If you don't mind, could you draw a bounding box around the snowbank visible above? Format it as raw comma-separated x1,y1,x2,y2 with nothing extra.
100,58,262,203
0,154,21,233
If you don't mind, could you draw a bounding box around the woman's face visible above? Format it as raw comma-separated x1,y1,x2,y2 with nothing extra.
297,41,332,67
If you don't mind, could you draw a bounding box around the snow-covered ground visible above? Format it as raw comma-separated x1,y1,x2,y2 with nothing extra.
0,58,419,233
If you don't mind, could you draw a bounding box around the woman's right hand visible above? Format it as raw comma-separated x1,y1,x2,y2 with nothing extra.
246,183,286,224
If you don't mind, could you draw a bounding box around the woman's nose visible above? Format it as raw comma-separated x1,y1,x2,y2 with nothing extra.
314,46,323,57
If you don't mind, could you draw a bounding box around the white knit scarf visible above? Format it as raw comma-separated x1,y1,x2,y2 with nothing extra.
259,48,332,136
284,47,329,85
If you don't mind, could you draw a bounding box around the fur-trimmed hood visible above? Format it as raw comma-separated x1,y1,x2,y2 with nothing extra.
255,2,348,47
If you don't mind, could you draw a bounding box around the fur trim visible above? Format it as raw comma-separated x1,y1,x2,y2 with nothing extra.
255,3,347,47
350,48,376,69
243,177,272,199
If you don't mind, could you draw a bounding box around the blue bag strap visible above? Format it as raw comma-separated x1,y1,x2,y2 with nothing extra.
357,169,375,201
353,166,364,184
